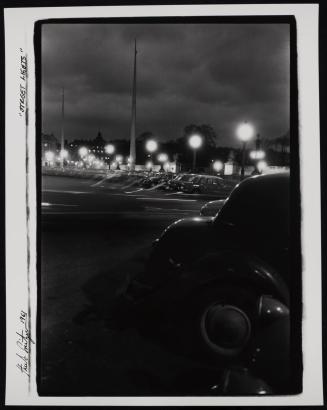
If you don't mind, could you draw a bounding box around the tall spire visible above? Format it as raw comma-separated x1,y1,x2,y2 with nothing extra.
129,39,137,170
60,86,65,168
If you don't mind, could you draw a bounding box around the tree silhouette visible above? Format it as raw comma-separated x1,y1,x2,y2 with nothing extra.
183,124,217,147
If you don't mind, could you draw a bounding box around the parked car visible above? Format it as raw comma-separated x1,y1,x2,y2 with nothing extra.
167,173,196,191
181,174,224,194
116,173,295,393
200,199,226,216
140,173,175,189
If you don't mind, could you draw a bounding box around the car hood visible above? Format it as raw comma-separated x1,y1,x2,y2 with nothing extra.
161,215,213,235
200,199,225,217
156,216,215,266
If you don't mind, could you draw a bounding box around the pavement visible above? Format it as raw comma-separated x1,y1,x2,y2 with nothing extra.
40,175,226,396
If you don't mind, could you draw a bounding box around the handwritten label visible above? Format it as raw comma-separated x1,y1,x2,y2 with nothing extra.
19,48,27,117
16,310,34,377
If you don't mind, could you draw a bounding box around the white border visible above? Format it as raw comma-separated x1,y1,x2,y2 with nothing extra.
4,3,322,406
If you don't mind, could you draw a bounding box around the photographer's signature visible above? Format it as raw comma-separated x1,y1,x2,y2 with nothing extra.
16,310,34,377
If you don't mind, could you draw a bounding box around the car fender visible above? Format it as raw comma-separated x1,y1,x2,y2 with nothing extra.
181,250,289,306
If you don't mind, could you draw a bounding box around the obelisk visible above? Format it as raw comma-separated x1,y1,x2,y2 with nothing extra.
60,87,65,168
129,39,137,170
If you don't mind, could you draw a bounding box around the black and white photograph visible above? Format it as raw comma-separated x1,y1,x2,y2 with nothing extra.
39,17,301,396
2,3,324,406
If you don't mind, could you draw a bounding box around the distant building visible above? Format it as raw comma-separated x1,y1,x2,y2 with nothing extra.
69,132,110,163
41,133,59,165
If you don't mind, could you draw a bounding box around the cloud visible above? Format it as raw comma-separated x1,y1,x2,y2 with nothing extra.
41,22,290,146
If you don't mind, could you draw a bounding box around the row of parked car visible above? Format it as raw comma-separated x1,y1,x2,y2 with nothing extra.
139,172,227,194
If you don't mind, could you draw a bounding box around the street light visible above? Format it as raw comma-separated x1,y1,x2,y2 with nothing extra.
145,140,158,171
157,153,168,171
236,122,254,178
257,160,268,173
250,150,265,160
87,154,95,166
105,144,115,155
115,155,123,170
146,160,153,172
60,149,68,160
78,146,88,158
188,134,203,171
213,160,224,174
45,150,54,166
146,140,158,153
105,144,115,169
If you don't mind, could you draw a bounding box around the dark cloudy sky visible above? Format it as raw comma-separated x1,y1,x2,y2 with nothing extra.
42,22,290,147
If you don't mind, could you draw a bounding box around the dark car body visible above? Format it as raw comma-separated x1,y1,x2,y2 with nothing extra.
200,199,226,216
181,174,224,194
140,173,174,189
167,173,196,191
119,173,296,394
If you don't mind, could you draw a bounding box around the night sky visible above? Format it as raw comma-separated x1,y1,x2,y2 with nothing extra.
42,22,290,147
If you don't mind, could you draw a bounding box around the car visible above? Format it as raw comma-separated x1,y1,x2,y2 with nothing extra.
200,199,226,216
167,173,196,191
117,173,295,393
181,174,224,194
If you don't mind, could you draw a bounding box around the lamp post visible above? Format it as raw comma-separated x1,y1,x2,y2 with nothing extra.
236,122,254,179
145,140,158,171
78,146,88,168
60,149,68,166
45,150,55,166
78,146,88,158
157,153,168,171
105,144,115,170
146,160,153,172
188,134,203,172
115,154,123,170
249,150,265,160
257,160,268,174
213,160,224,175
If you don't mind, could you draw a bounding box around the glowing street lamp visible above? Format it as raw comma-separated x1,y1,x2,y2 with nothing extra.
78,146,88,158
104,144,115,170
157,153,168,163
146,160,153,172
115,154,123,170
250,150,265,160
146,140,158,153
45,150,54,165
60,149,68,160
145,140,158,170
164,162,170,172
105,144,115,155
213,160,224,174
188,134,203,171
257,160,268,173
157,153,168,171
236,122,254,178
87,154,95,165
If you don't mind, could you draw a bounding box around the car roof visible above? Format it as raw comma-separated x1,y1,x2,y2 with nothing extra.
195,174,223,179
214,173,290,236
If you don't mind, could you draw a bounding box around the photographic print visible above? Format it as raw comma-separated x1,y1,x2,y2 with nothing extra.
4,3,323,406
38,18,300,397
